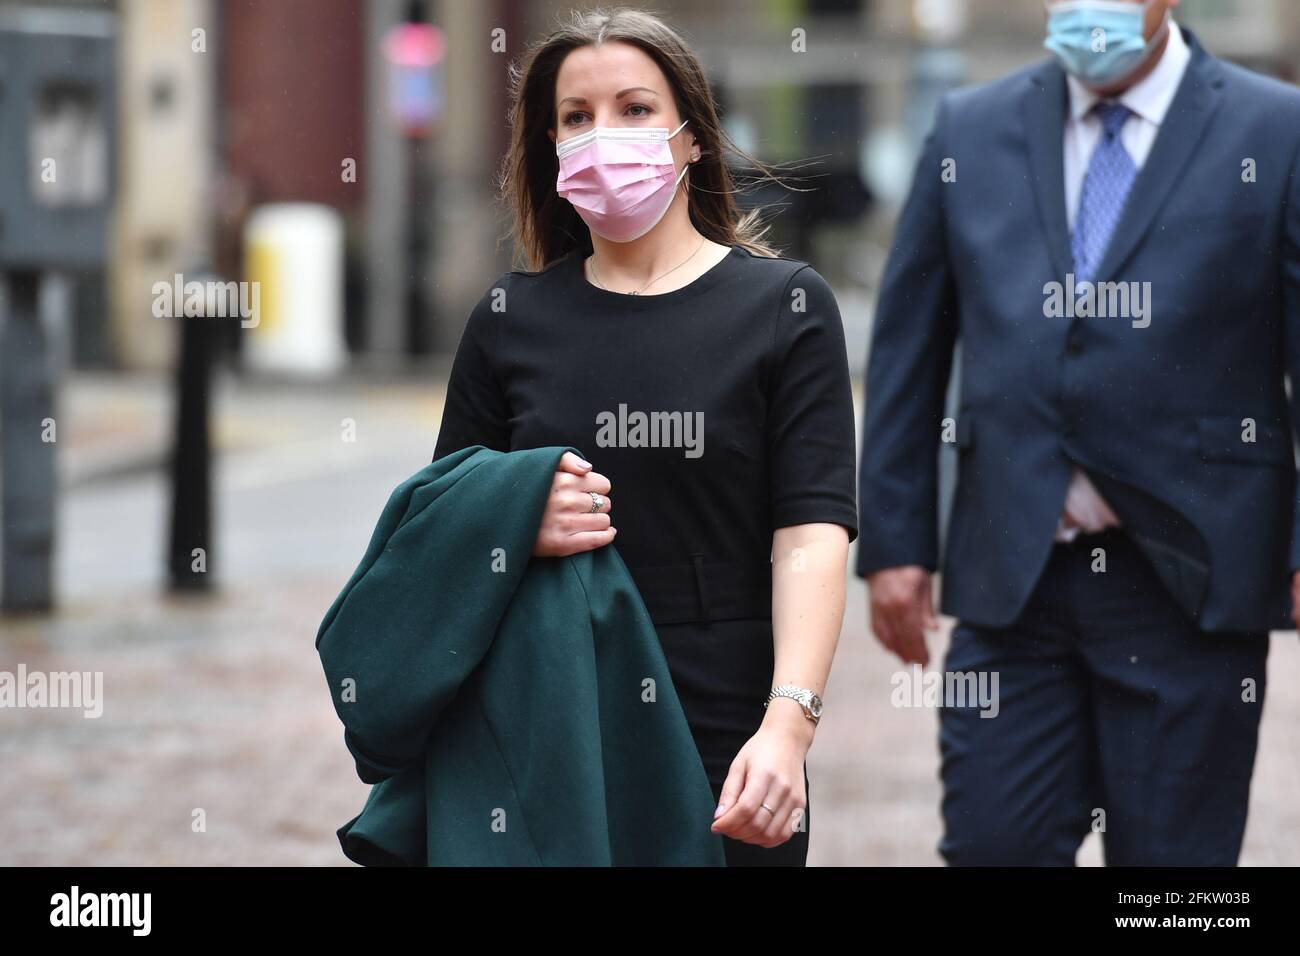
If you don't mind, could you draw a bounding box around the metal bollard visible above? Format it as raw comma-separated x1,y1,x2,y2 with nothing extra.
167,271,225,592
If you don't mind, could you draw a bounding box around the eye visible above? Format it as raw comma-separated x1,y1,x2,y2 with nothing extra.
625,103,653,118
562,111,590,127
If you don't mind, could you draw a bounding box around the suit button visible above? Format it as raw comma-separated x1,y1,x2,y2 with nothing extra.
1067,339,1083,356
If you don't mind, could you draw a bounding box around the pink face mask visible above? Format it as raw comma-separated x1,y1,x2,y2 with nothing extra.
556,119,691,243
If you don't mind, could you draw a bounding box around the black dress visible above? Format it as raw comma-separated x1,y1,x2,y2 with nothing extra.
432,243,859,866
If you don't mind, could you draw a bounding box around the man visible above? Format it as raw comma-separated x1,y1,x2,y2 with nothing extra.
857,0,1300,865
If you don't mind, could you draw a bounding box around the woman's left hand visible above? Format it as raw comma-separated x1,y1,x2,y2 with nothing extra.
711,703,814,848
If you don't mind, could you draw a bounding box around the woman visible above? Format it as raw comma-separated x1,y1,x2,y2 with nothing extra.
432,7,858,866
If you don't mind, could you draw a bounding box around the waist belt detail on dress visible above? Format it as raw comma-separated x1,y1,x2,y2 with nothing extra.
627,557,773,626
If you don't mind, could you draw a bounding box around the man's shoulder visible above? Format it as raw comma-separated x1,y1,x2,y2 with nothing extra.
1188,47,1300,152
1214,55,1300,115
939,59,1051,122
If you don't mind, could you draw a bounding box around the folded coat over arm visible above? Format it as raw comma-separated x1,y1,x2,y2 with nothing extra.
315,444,725,866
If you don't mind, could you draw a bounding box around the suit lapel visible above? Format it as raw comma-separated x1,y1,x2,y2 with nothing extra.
1022,62,1074,282
1091,30,1226,285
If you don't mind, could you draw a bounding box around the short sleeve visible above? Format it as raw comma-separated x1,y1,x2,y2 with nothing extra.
765,265,860,543
432,276,513,461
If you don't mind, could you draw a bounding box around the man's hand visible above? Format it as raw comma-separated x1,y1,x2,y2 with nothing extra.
866,565,937,666
1291,571,1300,631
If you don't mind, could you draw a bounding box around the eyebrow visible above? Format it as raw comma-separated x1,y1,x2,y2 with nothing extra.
558,87,662,107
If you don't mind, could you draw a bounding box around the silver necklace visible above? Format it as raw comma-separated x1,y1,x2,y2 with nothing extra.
588,236,708,296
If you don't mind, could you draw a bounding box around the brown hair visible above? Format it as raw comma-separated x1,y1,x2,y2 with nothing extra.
501,6,786,270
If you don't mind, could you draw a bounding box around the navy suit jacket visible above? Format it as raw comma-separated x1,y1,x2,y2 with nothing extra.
856,30,1300,633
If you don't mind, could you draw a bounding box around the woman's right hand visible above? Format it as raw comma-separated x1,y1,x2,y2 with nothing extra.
532,452,616,557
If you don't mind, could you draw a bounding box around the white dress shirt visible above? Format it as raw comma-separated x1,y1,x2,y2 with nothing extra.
1054,20,1191,542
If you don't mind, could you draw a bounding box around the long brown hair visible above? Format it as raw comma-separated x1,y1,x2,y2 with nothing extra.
502,6,785,270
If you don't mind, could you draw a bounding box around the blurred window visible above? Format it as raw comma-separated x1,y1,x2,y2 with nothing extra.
30,81,107,208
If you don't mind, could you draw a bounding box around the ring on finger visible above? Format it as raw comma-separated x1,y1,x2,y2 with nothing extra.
588,492,603,513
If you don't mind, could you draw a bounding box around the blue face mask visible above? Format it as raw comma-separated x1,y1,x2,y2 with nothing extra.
1044,1,1165,88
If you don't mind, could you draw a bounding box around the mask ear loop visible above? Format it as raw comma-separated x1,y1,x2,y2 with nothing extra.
668,118,693,191
672,161,691,191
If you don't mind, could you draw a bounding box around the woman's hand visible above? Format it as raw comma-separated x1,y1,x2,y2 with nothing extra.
711,700,813,848
532,451,617,557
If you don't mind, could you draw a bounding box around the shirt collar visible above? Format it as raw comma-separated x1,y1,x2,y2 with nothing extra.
1066,19,1191,126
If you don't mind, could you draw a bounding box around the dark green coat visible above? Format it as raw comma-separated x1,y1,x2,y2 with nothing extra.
316,444,725,866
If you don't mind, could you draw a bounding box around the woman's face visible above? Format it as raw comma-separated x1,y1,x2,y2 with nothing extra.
550,40,695,172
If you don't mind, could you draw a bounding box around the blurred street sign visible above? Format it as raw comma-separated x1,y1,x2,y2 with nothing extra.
382,21,446,138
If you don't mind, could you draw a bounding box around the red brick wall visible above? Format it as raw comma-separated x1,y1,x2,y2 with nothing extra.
219,0,366,209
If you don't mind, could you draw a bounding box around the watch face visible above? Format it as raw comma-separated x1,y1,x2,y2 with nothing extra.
809,694,823,718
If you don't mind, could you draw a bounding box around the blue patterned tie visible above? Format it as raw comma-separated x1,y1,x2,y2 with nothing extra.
1071,102,1136,284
